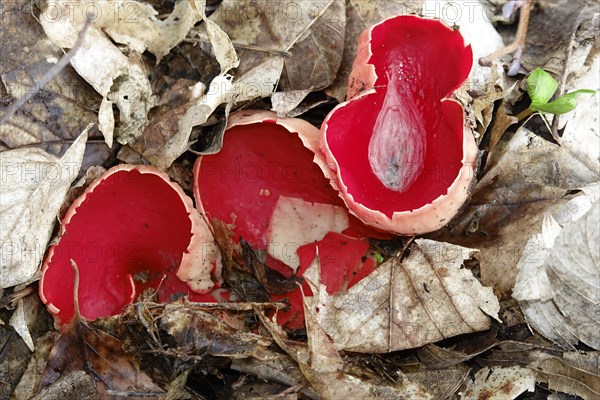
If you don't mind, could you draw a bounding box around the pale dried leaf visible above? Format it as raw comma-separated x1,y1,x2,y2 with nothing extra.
405,368,470,400
530,352,600,400
487,102,519,152
42,0,204,62
516,194,600,350
101,0,204,61
40,3,126,97
231,354,318,399
517,1,598,75
271,90,313,117
0,130,87,288
472,78,516,137
97,98,114,148
0,5,110,169
303,281,344,375
33,370,99,400
232,57,284,102
512,184,600,304
211,0,345,95
9,299,34,351
303,239,500,353
144,75,234,169
432,125,599,297
417,328,499,369
40,2,155,145
193,0,239,73
259,297,432,400
512,217,557,303
559,56,600,177
12,332,59,400
545,200,599,349
460,367,536,399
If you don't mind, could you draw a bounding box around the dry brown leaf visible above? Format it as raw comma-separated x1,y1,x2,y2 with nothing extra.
271,89,313,117
405,368,470,400
0,3,110,169
517,0,598,75
210,0,346,95
33,370,99,400
303,239,499,353
38,0,237,155
98,0,206,62
559,56,600,177
418,327,499,369
257,296,432,400
8,295,40,351
431,123,599,297
513,184,599,304
231,354,319,399
461,366,536,399
487,102,519,152
477,340,557,370
0,130,87,289
142,74,234,169
191,0,239,74
472,77,516,139
530,352,600,400
39,1,155,146
40,317,164,399
12,332,59,400
159,305,273,358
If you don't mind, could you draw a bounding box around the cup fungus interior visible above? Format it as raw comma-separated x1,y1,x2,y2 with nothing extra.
41,168,201,326
195,115,387,329
195,120,380,276
324,16,473,216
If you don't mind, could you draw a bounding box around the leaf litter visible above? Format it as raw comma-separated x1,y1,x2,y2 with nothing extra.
1,0,599,398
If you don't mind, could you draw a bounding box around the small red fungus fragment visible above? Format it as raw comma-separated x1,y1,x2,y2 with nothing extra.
40,165,217,327
194,110,386,329
321,15,478,235
271,232,375,331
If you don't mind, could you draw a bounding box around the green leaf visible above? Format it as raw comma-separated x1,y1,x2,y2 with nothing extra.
527,68,558,104
373,252,384,264
531,89,596,115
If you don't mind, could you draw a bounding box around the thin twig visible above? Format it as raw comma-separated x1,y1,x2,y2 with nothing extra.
0,18,93,127
479,0,534,72
551,27,579,137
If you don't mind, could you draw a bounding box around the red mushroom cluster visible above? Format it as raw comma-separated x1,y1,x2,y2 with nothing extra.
40,16,477,331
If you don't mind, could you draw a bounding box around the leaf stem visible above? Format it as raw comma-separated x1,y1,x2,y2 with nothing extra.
515,107,534,121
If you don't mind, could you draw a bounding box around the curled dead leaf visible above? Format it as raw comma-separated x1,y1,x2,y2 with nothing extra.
303,239,500,353
0,130,87,289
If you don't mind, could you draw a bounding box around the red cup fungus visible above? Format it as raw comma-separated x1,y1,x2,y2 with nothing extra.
321,15,478,235
40,165,219,328
194,110,385,329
